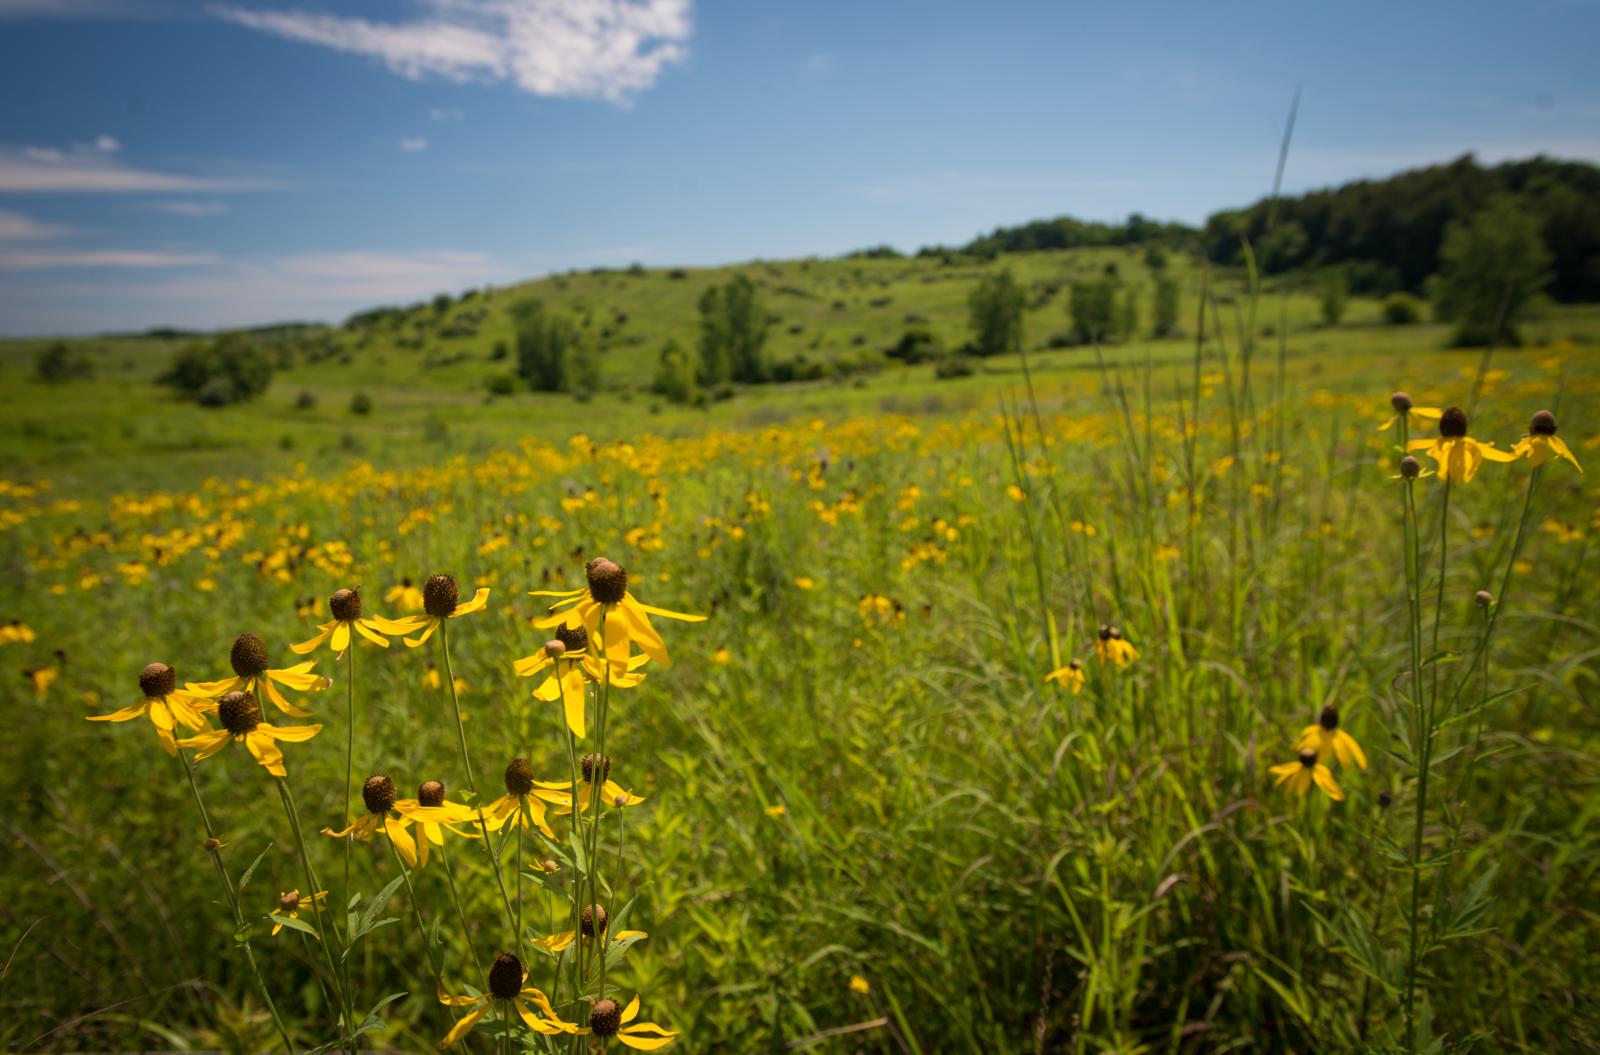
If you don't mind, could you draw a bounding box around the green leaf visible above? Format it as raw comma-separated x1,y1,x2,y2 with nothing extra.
237,843,273,898
271,913,319,938
232,920,255,945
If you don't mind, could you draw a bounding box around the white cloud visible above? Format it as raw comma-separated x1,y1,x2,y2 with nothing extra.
94,134,121,153
0,248,217,271
210,0,692,103
0,210,73,240
399,136,430,152
141,200,231,216
0,0,144,17
0,142,276,193
428,106,465,121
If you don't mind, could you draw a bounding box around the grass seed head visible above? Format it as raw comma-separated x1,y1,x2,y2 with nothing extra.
230,633,269,678
585,557,628,605
418,779,446,807
487,952,523,1000
1439,406,1468,438
218,691,261,735
362,774,396,814
139,662,175,698
1529,409,1557,435
330,587,362,621
580,903,608,937
423,574,459,618
504,757,535,796
581,752,610,784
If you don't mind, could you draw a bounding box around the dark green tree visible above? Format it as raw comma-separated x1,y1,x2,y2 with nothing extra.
1432,197,1553,346
1067,275,1119,344
160,333,272,405
1152,276,1180,337
1319,268,1349,327
697,275,771,384
967,269,1026,357
652,340,697,404
35,341,93,383
513,299,585,392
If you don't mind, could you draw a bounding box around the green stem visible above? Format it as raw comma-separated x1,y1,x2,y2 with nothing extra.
387,836,460,1039
439,842,482,978
275,776,352,1052
440,621,519,937
341,643,356,1052
173,748,296,1055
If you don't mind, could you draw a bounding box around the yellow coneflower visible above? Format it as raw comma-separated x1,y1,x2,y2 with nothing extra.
402,574,490,648
384,577,425,613
588,993,678,1051
1511,410,1582,473
0,620,36,645
531,557,704,665
1406,406,1516,485
1377,391,1443,432
291,587,425,657
483,758,562,837
534,753,645,816
186,633,331,718
393,779,479,868
22,664,58,699
87,662,213,756
437,953,578,1048
1096,625,1137,668
1294,706,1367,770
511,626,647,739
269,888,327,936
1269,748,1344,801
1044,657,1086,694
849,975,871,995
320,774,418,866
178,691,322,778
857,593,904,626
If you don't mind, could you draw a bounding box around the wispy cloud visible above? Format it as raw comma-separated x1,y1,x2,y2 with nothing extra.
0,141,276,193
0,248,217,271
210,0,692,104
0,209,73,240
399,136,430,153
139,200,231,217
428,106,465,121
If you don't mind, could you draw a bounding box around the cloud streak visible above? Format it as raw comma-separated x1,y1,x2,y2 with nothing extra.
210,0,692,103
0,142,276,193
0,248,217,271
0,210,73,240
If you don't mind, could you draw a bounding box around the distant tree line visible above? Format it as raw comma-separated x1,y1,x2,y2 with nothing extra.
1204,154,1600,300
928,213,1198,260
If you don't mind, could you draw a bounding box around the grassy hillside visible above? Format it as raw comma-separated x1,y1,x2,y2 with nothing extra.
7,246,1594,498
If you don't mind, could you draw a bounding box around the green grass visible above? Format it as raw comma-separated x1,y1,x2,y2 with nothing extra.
1,249,1598,1052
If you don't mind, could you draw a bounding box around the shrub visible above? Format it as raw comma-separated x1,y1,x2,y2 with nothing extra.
935,355,976,380
294,389,317,410
1383,292,1424,325
486,373,516,396
1433,196,1553,346
1068,277,1118,343
697,275,772,385
160,334,272,406
887,328,943,364
349,392,373,415
35,342,93,384
1319,268,1349,327
1153,276,1181,337
513,299,587,393
651,340,696,404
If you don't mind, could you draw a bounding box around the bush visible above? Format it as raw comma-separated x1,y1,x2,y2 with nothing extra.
349,392,373,415
887,328,943,364
512,299,587,392
1433,196,1553,346
1319,268,1349,327
490,340,509,361
486,373,516,396
294,390,317,410
1068,276,1119,343
935,355,976,380
1383,292,1424,325
697,275,772,385
1153,276,1181,337
651,340,697,404
160,334,272,406
34,342,93,384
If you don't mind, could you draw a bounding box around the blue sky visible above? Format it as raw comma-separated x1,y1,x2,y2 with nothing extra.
1,0,1597,335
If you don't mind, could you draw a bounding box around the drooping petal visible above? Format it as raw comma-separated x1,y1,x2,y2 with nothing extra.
270,663,332,691
385,813,419,867
366,614,429,635
180,728,233,760
559,671,587,739
87,701,149,722
441,1003,491,1048
1334,730,1368,770
290,623,336,656
261,677,314,718
262,722,323,743
622,993,641,1025
618,1024,678,1050
165,692,211,731
185,675,243,699
635,601,707,623
403,619,441,648
245,731,287,777
1312,765,1345,801
450,587,491,618
352,620,389,648
438,984,486,1008
513,651,554,677
1548,435,1583,472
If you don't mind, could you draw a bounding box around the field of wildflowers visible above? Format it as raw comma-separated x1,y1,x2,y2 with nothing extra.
2,330,1596,1052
